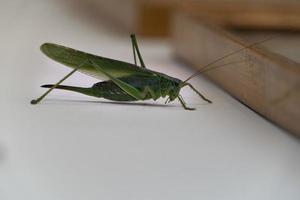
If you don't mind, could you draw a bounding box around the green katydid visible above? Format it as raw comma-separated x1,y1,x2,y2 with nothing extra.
31,34,268,110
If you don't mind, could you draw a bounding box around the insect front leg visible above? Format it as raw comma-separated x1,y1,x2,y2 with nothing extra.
178,95,195,110
183,83,212,103
130,34,146,68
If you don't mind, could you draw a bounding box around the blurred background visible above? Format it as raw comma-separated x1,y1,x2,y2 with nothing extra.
1,1,300,200
53,0,300,36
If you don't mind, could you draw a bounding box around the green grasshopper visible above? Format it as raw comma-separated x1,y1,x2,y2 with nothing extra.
31,34,267,110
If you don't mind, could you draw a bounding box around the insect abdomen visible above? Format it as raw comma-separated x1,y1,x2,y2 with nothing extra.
92,81,137,101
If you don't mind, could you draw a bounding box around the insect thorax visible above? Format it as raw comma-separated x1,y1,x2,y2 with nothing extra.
159,75,182,101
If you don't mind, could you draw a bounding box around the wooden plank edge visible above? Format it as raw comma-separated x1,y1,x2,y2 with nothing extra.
172,12,300,136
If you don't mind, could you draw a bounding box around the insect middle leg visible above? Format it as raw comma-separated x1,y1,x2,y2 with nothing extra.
178,95,195,110
139,86,160,100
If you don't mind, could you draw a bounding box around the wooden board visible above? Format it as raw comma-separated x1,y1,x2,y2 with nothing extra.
179,1,300,31
172,12,300,135
75,0,300,37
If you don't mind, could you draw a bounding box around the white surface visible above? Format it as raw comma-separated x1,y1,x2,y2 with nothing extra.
1,1,300,200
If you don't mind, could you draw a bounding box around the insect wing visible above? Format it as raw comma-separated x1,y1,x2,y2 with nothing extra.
40,43,154,80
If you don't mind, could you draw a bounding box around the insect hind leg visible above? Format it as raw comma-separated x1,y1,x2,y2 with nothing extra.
130,34,146,68
31,60,88,104
131,35,137,65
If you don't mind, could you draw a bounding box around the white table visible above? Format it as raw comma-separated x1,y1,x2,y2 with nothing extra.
1,1,300,200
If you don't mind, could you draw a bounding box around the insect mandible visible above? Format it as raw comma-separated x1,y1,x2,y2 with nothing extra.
31,34,268,110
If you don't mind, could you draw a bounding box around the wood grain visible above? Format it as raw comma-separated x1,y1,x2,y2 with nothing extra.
172,12,300,135
179,1,300,31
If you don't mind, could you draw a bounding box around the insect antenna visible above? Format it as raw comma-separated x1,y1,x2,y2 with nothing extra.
183,38,272,83
191,59,247,77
